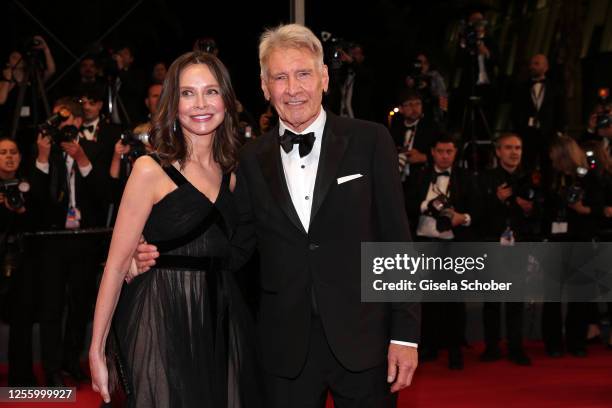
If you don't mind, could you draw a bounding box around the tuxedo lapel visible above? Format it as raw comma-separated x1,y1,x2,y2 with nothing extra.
310,114,349,225
257,127,307,234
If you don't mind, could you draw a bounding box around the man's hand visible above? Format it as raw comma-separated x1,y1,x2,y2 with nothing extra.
515,197,533,214
478,42,490,58
114,139,131,158
406,149,427,165
36,134,52,163
496,183,512,202
568,200,591,215
449,209,467,227
61,141,90,167
125,239,159,283
398,152,408,173
387,344,418,393
604,206,612,218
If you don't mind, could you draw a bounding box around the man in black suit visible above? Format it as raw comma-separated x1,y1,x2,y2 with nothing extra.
135,24,419,407
479,133,538,366
392,89,438,181
511,54,565,170
30,97,111,386
404,133,480,369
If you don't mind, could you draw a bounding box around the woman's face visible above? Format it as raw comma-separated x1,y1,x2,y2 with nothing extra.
177,64,225,139
0,140,21,175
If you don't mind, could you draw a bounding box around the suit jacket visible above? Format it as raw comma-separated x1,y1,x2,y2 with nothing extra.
511,77,565,143
30,139,111,230
391,116,438,171
404,166,481,241
232,112,420,377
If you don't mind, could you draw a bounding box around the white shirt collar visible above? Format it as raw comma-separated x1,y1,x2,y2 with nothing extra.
83,117,100,128
278,107,326,138
434,165,452,174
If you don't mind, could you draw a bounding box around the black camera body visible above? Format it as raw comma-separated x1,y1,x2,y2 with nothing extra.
321,32,351,71
427,194,454,232
507,172,538,202
566,167,588,205
596,109,611,130
38,109,78,144
0,179,30,210
120,130,149,160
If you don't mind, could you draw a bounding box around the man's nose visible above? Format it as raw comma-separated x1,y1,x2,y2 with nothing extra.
287,76,300,95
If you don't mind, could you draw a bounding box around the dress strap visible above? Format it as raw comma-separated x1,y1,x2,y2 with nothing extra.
147,153,188,187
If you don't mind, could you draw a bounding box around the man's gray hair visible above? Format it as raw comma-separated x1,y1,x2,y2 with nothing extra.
259,24,324,78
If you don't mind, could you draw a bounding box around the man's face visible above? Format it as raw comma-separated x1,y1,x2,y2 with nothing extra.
117,48,134,68
416,54,429,73
400,99,423,122
145,84,163,116
53,105,82,129
0,140,21,175
529,55,548,78
80,59,98,81
431,142,457,170
81,97,103,122
496,136,522,169
152,63,167,83
261,47,329,133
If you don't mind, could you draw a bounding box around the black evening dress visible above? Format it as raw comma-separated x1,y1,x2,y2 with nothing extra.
110,159,261,407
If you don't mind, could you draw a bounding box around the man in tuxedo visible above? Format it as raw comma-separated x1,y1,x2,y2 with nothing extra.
404,133,480,369
393,89,438,181
77,84,122,160
511,54,565,170
30,97,111,386
479,133,538,366
135,24,419,407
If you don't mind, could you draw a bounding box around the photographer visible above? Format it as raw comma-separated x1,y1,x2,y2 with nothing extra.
30,97,110,386
0,137,38,385
511,54,566,171
405,133,481,369
582,93,612,153
479,133,540,366
404,52,448,126
541,135,604,358
393,89,438,180
109,45,147,125
454,10,499,135
0,37,56,129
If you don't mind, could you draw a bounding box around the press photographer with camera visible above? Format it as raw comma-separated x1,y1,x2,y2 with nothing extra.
0,36,56,131
108,45,147,124
479,133,542,366
0,137,40,386
393,90,437,180
404,52,448,126
583,89,612,153
30,97,111,386
541,135,605,358
404,133,480,369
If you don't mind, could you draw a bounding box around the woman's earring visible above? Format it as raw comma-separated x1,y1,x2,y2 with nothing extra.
173,120,177,132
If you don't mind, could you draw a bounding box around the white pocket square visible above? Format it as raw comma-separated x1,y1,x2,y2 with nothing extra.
337,174,363,185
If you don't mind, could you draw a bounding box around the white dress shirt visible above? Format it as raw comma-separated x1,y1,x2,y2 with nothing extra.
278,107,418,349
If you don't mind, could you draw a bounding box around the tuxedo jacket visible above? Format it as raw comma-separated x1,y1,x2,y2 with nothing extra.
404,166,481,241
232,112,420,377
391,116,438,168
30,139,111,230
511,77,565,142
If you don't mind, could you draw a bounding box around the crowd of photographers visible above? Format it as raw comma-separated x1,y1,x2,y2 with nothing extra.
0,9,611,386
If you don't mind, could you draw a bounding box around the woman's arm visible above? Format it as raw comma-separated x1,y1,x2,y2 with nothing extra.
88,156,160,402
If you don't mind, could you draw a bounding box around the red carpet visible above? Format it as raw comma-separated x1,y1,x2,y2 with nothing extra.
2,342,611,407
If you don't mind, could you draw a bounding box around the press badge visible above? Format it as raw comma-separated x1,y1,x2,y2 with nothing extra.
65,207,81,229
20,106,31,117
551,221,568,234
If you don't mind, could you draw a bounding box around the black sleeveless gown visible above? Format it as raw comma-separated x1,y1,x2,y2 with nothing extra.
111,161,261,407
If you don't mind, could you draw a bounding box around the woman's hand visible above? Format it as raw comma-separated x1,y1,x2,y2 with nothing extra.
89,352,111,403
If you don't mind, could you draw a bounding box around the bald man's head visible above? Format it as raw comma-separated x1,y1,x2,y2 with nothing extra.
529,54,549,79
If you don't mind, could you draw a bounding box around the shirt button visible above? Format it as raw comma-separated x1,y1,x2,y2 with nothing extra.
301,165,305,169
305,196,310,200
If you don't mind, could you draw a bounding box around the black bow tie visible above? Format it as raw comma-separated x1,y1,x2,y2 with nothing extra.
531,78,545,85
280,130,316,157
405,125,417,132
80,125,95,133
432,171,450,182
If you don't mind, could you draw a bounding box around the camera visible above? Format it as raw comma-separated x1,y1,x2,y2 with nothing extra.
427,194,454,232
38,109,79,144
120,130,149,160
507,171,540,202
321,31,351,71
459,19,487,54
0,179,30,210
194,38,218,54
566,166,588,205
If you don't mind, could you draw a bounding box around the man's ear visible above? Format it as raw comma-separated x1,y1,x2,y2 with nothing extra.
322,64,329,93
261,76,270,101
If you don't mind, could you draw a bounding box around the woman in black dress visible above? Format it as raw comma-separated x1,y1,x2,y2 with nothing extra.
89,51,260,407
